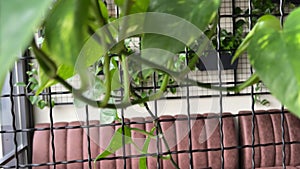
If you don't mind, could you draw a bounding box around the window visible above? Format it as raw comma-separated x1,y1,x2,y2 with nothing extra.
0,54,33,166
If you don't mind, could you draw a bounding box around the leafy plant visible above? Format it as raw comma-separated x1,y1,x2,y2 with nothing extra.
233,8,300,118
0,0,53,91
209,0,281,53
251,0,278,15
2,0,300,169
254,82,270,106
15,62,55,109
208,10,246,53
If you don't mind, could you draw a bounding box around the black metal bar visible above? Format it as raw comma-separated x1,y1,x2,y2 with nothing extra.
185,47,194,169
281,106,286,169
33,91,271,106
131,80,260,90
247,0,256,168
1,140,300,168
48,87,56,169
219,13,289,18
2,1,300,168
23,51,34,169
153,72,161,169
1,80,270,101
120,80,127,169
2,109,294,132
121,108,127,169
0,109,295,133
85,105,92,169
279,0,286,168
119,52,127,169
216,7,225,169
233,69,238,90
9,71,19,169
232,0,237,37
1,91,72,98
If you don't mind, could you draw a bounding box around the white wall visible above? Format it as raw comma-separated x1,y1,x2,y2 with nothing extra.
34,94,282,124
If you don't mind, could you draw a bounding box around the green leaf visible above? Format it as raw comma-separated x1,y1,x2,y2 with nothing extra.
43,0,89,67
36,64,74,94
139,135,151,169
29,83,38,91
139,127,155,169
15,82,26,87
50,99,55,107
100,108,117,124
94,126,132,162
37,0,90,93
37,100,46,109
170,87,176,94
247,8,300,118
26,68,37,76
232,15,281,63
99,0,109,20
129,0,150,14
260,99,270,106
141,69,154,80
139,155,147,169
110,68,122,91
29,95,39,105
115,0,150,15
0,0,52,91
114,0,124,7
28,77,38,84
148,0,220,31
142,0,220,54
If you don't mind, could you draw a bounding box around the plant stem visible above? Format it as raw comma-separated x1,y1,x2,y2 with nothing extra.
30,41,57,79
54,66,259,109
130,128,155,138
147,61,171,101
44,45,257,110
143,102,179,169
129,53,259,92
99,54,111,107
130,86,179,168
53,61,258,110
155,122,180,169
121,54,131,103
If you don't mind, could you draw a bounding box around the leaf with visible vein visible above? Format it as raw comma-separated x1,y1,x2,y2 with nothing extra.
247,8,300,118
94,125,132,162
37,0,90,93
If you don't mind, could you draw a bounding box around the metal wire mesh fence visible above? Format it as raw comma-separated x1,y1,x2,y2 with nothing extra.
1,0,300,169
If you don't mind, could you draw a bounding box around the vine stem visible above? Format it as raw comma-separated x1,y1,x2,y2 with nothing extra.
130,81,179,169
129,54,260,92
99,54,111,107
144,102,180,169
54,67,258,109
33,38,258,109
121,54,131,103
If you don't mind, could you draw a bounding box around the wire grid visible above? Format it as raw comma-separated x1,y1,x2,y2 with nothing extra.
48,0,273,104
1,0,300,169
